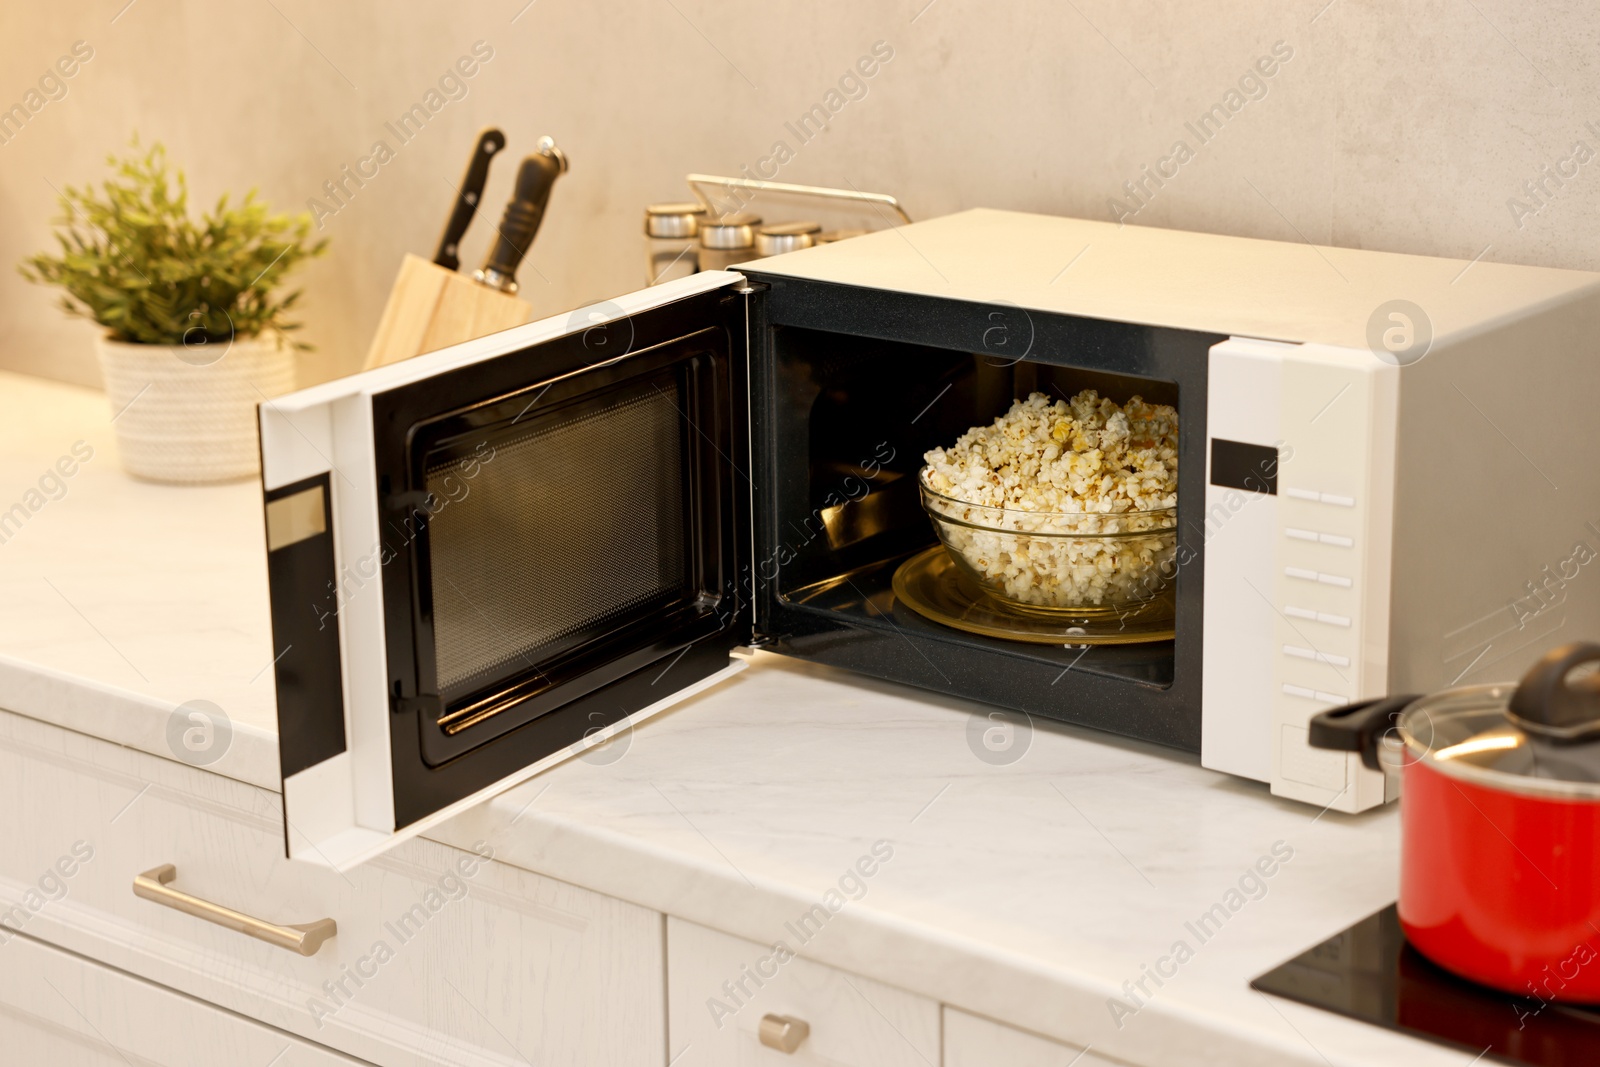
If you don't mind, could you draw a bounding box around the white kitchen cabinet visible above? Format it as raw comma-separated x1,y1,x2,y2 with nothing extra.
0,709,665,1067
666,916,940,1067
0,930,367,1066
943,1007,1127,1067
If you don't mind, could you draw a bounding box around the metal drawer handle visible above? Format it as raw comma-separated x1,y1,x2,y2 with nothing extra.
133,864,336,957
758,1014,810,1054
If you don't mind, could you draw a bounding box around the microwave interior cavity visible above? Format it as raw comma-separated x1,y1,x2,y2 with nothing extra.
767,326,1183,690
745,277,1222,753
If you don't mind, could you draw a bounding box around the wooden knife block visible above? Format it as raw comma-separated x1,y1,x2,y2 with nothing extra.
363,253,532,370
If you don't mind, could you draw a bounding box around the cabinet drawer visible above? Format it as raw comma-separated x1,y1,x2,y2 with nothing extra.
0,931,364,1066
667,916,939,1067
0,710,664,1067
943,1007,1126,1067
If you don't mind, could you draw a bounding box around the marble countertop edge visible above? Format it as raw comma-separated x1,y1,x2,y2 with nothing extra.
0,651,280,790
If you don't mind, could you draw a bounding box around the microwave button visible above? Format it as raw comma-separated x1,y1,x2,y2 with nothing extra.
1285,528,1318,542
1284,486,1357,507
1285,566,1318,581
1315,651,1351,667
1284,605,1353,628
1282,683,1317,699
1283,644,1318,660
1316,690,1348,704
1316,572,1354,588
1318,532,1354,547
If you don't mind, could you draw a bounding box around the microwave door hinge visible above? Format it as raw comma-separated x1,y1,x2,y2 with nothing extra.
384,489,433,517
394,693,442,718
735,280,770,296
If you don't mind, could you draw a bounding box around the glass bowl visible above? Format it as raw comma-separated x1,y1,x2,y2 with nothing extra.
917,468,1178,616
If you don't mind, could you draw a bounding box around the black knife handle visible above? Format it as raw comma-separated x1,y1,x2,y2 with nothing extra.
477,138,567,294
434,128,506,272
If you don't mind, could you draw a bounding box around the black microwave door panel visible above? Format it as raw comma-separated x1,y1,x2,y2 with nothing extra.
371,283,754,831
742,272,1221,753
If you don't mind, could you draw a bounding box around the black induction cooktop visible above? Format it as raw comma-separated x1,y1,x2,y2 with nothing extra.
1251,905,1600,1066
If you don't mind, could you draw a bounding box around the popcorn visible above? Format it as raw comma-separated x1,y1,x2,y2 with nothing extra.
920,391,1178,610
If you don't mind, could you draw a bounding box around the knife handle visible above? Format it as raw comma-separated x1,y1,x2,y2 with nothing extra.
434,127,506,272
476,137,567,294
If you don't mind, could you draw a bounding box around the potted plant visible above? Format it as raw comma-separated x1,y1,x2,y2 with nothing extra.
19,140,327,484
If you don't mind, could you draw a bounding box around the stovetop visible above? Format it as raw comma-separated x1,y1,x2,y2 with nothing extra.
1252,905,1600,1066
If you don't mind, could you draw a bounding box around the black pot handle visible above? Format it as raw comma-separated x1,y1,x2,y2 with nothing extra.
1309,695,1422,771
1507,642,1600,743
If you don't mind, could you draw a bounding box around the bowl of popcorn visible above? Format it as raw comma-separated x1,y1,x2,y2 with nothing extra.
918,391,1179,615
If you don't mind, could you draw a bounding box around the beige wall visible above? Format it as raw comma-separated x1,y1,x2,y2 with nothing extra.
2,0,1596,388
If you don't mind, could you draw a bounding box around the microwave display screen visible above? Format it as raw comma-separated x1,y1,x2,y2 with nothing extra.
423,373,692,724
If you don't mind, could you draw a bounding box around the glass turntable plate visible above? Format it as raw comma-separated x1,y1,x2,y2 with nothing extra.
891,545,1176,645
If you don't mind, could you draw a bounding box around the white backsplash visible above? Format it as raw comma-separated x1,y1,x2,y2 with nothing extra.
2,0,1594,387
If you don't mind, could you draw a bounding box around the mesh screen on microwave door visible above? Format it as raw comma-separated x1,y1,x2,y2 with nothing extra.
425,382,689,700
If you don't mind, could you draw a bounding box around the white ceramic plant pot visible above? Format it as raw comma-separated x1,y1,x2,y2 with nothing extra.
95,333,296,484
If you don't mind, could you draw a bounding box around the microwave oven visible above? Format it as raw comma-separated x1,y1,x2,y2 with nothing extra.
259,208,1600,868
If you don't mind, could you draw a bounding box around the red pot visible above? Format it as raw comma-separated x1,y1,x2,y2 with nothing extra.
1311,643,1600,1003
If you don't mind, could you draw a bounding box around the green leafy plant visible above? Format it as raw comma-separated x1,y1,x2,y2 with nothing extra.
19,139,328,348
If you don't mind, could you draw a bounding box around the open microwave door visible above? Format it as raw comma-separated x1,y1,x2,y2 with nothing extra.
259,272,754,869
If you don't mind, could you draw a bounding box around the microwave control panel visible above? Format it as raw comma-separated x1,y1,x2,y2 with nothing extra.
1200,337,1399,814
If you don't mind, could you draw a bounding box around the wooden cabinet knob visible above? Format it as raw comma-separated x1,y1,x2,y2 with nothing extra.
758,1013,810,1053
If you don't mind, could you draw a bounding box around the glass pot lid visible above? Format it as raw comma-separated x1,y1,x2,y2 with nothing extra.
1396,643,1600,799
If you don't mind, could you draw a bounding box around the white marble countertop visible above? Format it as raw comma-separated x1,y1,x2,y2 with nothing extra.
0,369,1460,1067
433,657,1464,1067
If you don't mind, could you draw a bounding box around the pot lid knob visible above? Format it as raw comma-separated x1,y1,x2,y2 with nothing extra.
1507,642,1600,744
